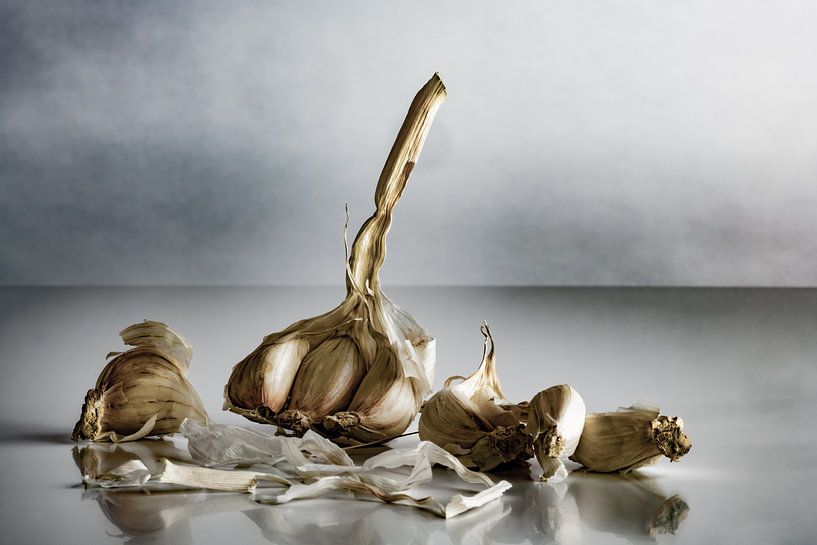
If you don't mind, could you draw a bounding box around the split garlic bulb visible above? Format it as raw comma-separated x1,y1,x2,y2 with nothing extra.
526,384,586,480
418,323,533,471
224,74,446,444
570,404,691,472
72,321,208,442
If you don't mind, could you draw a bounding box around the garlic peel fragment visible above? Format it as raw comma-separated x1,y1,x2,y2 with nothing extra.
81,420,510,518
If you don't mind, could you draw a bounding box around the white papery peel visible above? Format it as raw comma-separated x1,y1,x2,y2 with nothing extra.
81,420,510,518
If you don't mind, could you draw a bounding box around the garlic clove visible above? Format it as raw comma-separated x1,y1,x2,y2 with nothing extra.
286,336,367,418
323,345,420,443
224,338,309,414
526,384,586,480
419,323,533,471
72,321,208,442
569,405,691,473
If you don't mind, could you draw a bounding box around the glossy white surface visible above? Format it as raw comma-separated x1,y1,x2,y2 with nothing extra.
1,287,816,543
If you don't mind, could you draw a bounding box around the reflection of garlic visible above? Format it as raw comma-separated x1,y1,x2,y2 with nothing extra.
224,75,445,444
419,323,532,471
569,472,691,539
72,321,208,442
570,404,691,473
526,385,586,480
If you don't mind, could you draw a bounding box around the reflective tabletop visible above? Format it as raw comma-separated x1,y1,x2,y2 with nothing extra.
1,287,816,544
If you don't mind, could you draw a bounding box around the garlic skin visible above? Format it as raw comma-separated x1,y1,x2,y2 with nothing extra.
570,404,691,473
72,321,208,442
224,74,445,443
419,323,533,471
526,385,586,480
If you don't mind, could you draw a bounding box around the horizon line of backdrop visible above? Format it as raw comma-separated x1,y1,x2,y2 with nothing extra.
2,0,817,287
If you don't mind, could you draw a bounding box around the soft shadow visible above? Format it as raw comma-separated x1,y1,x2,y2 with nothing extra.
0,422,73,444
569,472,690,543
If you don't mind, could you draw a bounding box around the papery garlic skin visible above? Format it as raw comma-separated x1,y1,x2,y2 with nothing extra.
224,74,446,444
419,323,533,471
72,321,208,442
569,405,691,473
526,385,586,480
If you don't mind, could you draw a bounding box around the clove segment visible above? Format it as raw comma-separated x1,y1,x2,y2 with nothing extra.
570,404,691,473
526,384,586,480
418,323,533,471
224,74,446,443
72,321,208,442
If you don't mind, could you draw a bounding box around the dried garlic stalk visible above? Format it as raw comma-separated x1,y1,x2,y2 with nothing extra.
526,385,586,480
570,403,691,473
224,74,447,444
72,321,208,442
418,323,533,471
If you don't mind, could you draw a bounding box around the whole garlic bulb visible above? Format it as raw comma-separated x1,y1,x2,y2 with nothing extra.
418,323,533,471
526,384,586,480
570,404,692,473
224,74,445,444
72,321,208,442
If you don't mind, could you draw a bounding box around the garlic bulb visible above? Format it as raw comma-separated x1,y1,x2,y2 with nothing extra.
570,404,691,473
418,323,533,471
224,74,446,443
72,321,208,442
526,385,586,480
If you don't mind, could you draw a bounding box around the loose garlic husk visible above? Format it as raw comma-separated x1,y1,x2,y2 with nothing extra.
570,404,691,473
418,323,533,471
526,384,586,480
72,321,208,442
224,74,446,444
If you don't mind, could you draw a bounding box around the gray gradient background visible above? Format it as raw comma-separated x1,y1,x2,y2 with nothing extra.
3,4,817,543
3,0,817,287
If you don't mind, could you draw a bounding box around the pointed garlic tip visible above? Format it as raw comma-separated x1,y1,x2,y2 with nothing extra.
72,321,208,442
223,74,444,444
419,323,532,471
570,406,691,473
